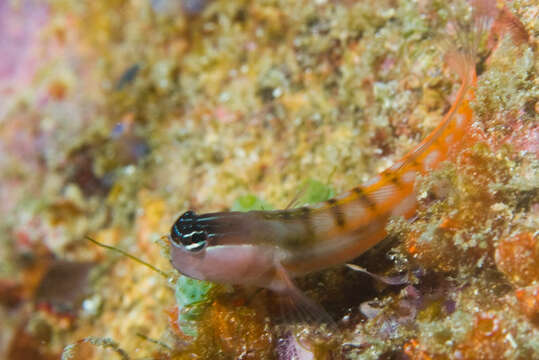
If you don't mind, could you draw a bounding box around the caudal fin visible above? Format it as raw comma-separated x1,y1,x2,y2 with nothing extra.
442,0,498,87
444,0,529,86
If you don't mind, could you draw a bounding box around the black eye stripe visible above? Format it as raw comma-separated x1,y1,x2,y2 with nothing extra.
170,211,208,252
182,230,205,241
173,224,182,238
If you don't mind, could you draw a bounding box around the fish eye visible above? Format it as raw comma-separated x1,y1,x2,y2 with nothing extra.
170,210,208,252
181,230,207,252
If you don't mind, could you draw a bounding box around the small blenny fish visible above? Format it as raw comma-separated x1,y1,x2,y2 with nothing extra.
167,0,527,318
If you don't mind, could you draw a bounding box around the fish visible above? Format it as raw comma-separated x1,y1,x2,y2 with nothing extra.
167,0,527,322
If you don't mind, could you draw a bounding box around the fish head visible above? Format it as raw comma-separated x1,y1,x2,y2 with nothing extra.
168,210,277,287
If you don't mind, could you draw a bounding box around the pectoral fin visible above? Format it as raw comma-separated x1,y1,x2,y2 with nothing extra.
272,262,335,328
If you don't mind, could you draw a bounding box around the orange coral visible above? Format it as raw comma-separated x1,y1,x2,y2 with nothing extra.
453,312,513,360
515,285,539,327
495,232,539,287
203,301,273,358
403,338,435,360
169,296,273,359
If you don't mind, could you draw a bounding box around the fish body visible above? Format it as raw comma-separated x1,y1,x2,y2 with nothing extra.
169,79,475,292
168,0,524,302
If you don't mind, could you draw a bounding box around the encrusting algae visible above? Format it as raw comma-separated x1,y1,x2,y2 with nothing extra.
0,0,537,359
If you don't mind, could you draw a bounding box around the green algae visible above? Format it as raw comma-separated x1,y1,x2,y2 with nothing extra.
297,178,335,205
231,194,274,212
230,178,333,212
174,276,214,338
